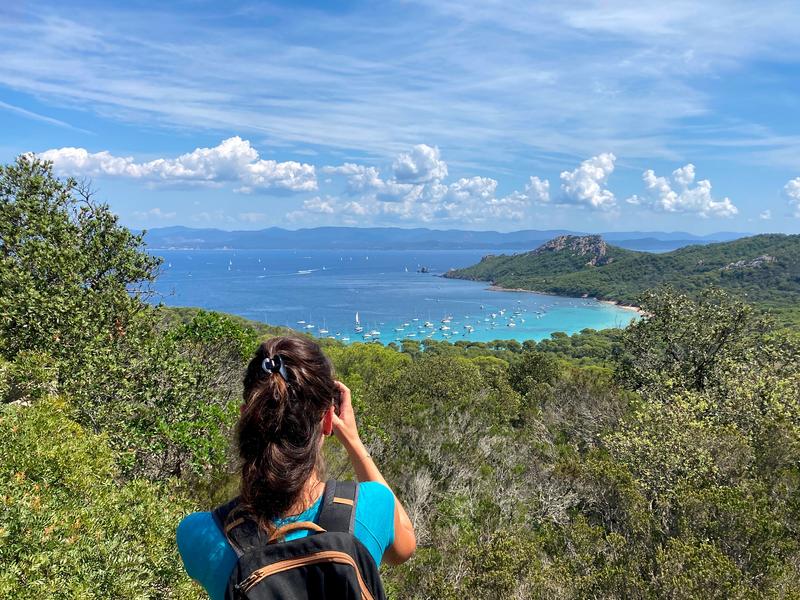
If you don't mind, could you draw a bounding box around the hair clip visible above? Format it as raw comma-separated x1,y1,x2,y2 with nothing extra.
261,354,289,381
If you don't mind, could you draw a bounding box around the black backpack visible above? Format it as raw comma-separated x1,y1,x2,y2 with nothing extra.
211,480,387,600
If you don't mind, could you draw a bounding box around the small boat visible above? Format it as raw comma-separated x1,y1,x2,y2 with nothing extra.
424,321,434,328
297,320,306,325
439,325,450,331
305,324,315,329
369,329,381,337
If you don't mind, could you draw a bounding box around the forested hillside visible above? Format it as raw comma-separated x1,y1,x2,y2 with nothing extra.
3,157,800,598
446,234,800,322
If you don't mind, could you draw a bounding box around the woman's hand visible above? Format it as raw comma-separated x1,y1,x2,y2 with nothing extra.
331,381,362,450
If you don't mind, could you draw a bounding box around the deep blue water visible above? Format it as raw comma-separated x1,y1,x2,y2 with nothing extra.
150,249,637,344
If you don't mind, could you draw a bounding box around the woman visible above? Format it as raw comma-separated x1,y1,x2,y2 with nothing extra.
176,336,416,599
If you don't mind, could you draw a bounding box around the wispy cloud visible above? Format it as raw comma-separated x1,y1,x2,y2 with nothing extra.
2,2,799,168
0,99,90,133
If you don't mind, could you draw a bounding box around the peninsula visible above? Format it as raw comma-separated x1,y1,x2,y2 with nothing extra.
445,234,800,323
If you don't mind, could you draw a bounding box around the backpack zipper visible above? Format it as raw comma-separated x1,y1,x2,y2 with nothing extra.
237,549,375,599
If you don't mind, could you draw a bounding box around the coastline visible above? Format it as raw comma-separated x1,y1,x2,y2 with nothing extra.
486,284,644,315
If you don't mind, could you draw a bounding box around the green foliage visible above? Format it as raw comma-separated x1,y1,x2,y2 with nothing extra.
508,349,559,397
0,155,160,361
1,350,58,404
615,287,773,397
0,157,252,483
447,233,800,324
3,158,800,598
0,398,202,599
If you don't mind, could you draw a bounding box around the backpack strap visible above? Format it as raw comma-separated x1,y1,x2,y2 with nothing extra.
318,480,358,534
211,497,264,557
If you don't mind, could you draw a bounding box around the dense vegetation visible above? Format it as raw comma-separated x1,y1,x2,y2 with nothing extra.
446,233,800,323
2,157,800,598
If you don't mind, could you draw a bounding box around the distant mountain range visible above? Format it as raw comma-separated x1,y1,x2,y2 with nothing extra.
445,233,800,323
141,226,749,252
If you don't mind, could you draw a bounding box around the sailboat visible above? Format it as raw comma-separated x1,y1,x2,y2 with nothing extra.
354,312,363,333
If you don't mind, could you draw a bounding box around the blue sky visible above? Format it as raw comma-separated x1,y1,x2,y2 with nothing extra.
2,0,800,233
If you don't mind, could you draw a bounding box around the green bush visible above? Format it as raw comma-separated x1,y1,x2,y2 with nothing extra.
0,397,202,599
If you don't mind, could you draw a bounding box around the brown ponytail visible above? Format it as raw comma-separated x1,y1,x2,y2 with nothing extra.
238,336,337,529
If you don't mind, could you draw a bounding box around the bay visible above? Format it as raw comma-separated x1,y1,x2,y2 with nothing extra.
150,249,638,344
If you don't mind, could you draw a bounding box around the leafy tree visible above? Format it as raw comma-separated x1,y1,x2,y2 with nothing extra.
615,287,772,397
0,155,159,362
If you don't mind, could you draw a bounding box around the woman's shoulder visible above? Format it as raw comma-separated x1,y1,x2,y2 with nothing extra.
353,482,396,565
176,511,238,599
356,481,394,507
176,511,220,548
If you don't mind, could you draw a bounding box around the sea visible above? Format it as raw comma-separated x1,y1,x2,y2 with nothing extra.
149,249,638,345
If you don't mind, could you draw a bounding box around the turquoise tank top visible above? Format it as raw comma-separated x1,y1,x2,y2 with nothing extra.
176,481,395,600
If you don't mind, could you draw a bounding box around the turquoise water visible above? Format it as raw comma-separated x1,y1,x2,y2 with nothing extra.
150,249,637,344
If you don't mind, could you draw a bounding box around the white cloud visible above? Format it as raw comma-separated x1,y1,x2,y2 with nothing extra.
503,176,551,206
322,163,381,191
759,209,772,220
286,196,340,223
342,201,370,216
303,196,336,214
392,144,448,183
785,178,800,217
132,207,176,220
559,153,617,210
191,210,236,224
628,164,738,217
431,176,498,204
323,162,422,203
416,176,501,221
525,176,551,203
321,150,627,224
39,137,317,192
238,212,268,223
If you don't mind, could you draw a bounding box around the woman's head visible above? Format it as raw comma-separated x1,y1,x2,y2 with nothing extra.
238,335,338,527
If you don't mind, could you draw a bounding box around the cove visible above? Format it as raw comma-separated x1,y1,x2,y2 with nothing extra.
150,249,638,344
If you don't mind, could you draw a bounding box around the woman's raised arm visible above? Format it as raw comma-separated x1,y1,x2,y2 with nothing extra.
331,381,417,565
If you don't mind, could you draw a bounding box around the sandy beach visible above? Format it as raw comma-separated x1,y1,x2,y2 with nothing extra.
487,284,644,315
